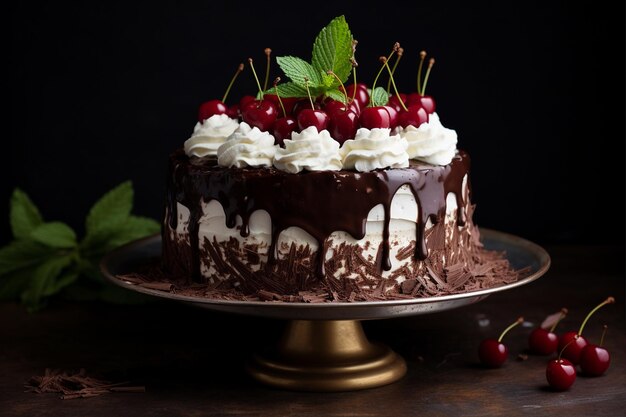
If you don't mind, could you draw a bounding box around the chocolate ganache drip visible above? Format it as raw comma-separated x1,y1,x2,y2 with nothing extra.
164,149,471,282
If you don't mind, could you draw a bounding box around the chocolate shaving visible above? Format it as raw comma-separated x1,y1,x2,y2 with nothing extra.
25,369,145,400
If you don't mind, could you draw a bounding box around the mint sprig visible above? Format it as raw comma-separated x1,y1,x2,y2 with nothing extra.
268,16,353,100
0,181,159,311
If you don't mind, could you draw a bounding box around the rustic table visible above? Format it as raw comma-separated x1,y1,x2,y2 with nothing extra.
1,245,624,416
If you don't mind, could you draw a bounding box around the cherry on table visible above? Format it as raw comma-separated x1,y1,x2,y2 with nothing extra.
558,296,614,364
580,325,611,376
528,308,568,355
546,359,576,391
478,316,524,368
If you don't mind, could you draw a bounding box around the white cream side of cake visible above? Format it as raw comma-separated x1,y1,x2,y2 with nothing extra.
165,176,469,286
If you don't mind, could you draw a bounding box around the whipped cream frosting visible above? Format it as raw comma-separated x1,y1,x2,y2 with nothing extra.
217,122,278,168
184,114,239,158
340,127,409,172
394,112,458,165
273,126,342,173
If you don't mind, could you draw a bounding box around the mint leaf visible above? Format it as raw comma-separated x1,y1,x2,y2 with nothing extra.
370,87,389,107
43,270,79,296
276,56,322,87
85,181,133,237
106,216,160,249
0,240,55,276
324,89,348,103
31,222,77,248
10,188,43,239
0,266,37,300
20,255,73,311
312,16,353,84
264,82,307,98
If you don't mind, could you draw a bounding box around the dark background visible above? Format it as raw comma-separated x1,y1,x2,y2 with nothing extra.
7,1,625,246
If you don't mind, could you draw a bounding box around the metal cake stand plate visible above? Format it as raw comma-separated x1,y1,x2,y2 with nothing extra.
101,228,550,392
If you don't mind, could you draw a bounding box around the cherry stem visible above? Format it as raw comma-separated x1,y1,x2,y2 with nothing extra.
578,297,615,336
304,78,314,109
263,48,272,93
417,50,426,95
382,60,408,111
327,70,348,105
558,337,577,360
351,66,357,103
370,55,394,107
599,325,608,347
248,58,264,101
273,77,287,118
222,63,244,103
497,316,524,342
421,58,435,96
386,47,403,93
549,308,569,333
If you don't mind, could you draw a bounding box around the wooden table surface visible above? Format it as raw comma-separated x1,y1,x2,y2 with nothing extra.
1,245,624,416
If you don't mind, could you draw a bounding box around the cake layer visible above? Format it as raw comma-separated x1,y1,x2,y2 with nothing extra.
160,149,510,299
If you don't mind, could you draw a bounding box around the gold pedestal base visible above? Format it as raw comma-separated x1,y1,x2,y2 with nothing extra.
247,320,407,392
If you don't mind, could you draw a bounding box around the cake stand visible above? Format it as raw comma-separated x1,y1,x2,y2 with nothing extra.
100,228,550,392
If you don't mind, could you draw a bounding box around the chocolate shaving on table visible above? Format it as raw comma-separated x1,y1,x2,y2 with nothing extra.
25,369,145,400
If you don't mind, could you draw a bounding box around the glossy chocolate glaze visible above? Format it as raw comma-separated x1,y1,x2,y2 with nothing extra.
163,149,471,282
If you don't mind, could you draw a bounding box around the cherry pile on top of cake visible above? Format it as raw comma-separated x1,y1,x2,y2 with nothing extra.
155,16,527,302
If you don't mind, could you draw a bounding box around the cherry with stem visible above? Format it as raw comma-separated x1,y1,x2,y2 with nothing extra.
528,308,568,355
386,47,404,93
580,324,611,376
296,78,329,131
272,77,297,145
263,48,272,93
558,296,615,364
241,58,278,132
198,62,244,121
478,316,524,368
546,338,577,391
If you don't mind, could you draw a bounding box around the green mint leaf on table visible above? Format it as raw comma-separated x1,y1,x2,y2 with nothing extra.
0,240,56,276
0,181,158,311
311,15,353,84
20,255,74,312
85,181,133,236
31,222,77,248
370,87,390,107
10,188,43,239
276,56,322,87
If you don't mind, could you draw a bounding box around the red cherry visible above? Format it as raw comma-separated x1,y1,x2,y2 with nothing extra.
579,325,611,376
529,308,568,355
529,328,560,356
329,110,358,144
323,99,347,117
546,359,576,391
198,100,227,122
558,332,588,364
241,100,278,132
226,104,240,119
239,95,256,109
344,83,370,108
273,117,298,145
264,94,299,117
478,316,523,368
292,99,321,118
360,107,391,129
388,93,407,113
297,109,329,131
407,93,436,114
398,105,429,128
384,105,399,129
478,339,508,368
580,345,610,376
558,297,614,364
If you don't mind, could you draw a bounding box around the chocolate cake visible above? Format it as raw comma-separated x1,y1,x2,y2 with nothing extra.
152,16,522,302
